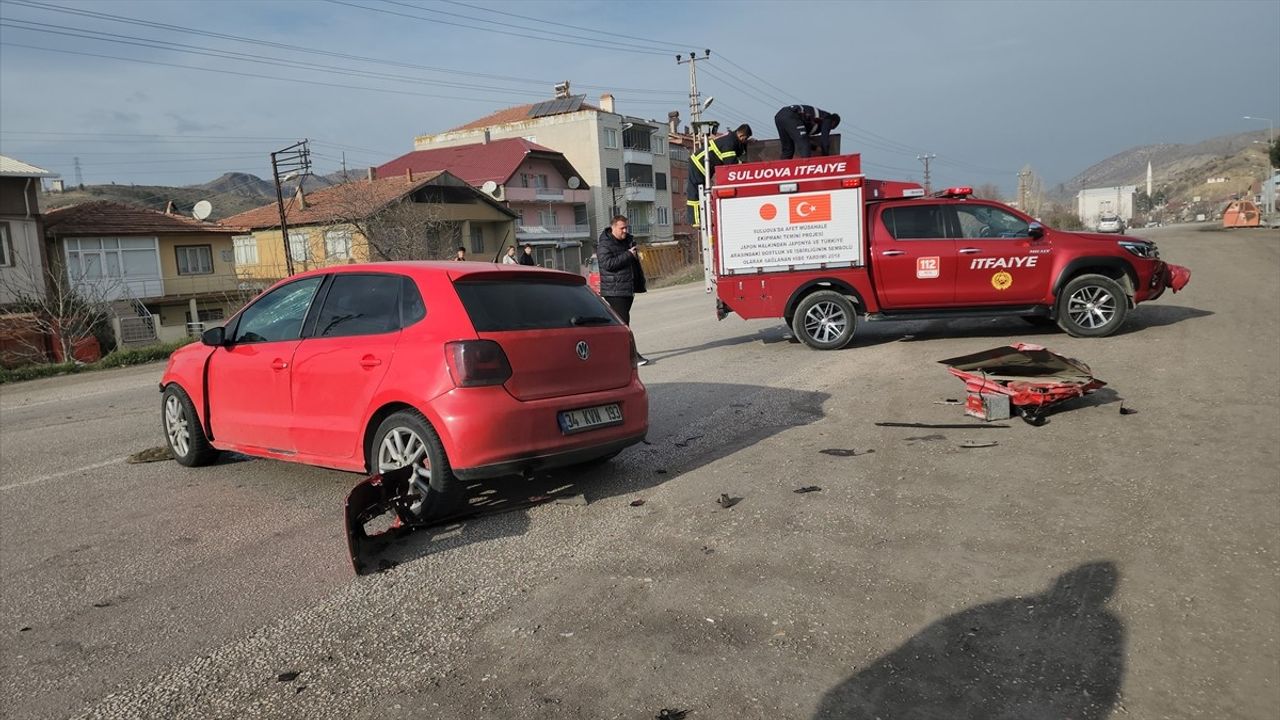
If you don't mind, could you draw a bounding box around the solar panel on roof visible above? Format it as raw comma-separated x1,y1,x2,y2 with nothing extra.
528,95,586,119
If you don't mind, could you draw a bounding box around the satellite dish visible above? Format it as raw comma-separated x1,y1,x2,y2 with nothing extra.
567,177,581,189
480,180,498,196
192,200,213,221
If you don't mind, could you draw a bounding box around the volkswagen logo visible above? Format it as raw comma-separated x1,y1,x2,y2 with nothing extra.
575,341,590,361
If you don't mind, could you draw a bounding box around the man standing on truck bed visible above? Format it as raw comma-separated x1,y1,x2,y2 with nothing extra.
774,105,840,159
686,123,753,227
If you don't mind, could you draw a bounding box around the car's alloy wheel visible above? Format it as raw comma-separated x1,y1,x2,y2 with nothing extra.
161,385,220,467
371,410,458,519
791,290,857,350
1056,274,1129,338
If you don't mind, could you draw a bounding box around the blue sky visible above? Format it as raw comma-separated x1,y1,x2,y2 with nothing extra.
1,0,1277,198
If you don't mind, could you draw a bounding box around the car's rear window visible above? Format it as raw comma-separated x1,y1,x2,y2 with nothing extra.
454,279,618,331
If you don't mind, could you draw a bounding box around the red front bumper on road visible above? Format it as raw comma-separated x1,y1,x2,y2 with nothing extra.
1166,264,1191,293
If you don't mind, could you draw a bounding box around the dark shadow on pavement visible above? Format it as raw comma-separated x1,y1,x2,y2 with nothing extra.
1115,305,1213,335
361,382,830,571
812,561,1126,720
646,326,795,362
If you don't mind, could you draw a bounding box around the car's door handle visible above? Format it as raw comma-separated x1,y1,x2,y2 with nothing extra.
271,359,289,370
359,356,382,368
880,250,905,257
959,248,983,254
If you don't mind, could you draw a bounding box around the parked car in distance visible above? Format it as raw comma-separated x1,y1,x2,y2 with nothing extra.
160,262,649,518
1097,215,1126,234
586,254,601,293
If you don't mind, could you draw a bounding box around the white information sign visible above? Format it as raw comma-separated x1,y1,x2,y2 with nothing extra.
717,188,863,274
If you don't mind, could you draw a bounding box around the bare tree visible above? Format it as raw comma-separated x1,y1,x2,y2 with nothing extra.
323,183,457,262
973,183,1004,201
0,255,117,364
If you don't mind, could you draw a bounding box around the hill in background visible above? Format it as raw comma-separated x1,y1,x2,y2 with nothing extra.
1053,129,1273,209
39,170,352,221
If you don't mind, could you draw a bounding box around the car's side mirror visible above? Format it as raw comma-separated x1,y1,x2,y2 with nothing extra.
201,326,227,347
1028,222,1045,239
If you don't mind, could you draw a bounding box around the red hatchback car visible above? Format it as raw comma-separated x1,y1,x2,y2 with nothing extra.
160,262,648,515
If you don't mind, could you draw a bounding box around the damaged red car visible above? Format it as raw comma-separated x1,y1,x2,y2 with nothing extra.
159,262,649,516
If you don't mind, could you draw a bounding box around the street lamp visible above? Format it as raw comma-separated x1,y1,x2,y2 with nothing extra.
1243,115,1275,216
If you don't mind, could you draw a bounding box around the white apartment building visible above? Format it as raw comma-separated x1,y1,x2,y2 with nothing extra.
413,90,675,248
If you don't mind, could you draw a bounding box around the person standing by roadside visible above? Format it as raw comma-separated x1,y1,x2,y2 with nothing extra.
597,215,649,366
452,246,467,261
502,246,518,264
518,243,537,266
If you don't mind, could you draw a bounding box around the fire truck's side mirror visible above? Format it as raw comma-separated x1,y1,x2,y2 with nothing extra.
1027,222,1045,239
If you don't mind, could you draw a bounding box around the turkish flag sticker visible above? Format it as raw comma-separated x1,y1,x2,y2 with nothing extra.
789,194,832,223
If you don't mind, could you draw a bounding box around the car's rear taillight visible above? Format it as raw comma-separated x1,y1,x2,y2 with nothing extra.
445,340,512,387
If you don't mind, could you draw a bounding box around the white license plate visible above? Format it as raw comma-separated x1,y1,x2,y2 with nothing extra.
558,404,622,434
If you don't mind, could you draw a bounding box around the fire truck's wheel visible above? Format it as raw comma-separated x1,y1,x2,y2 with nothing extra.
162,384,220,467
792,291,857,350
1056,274,1129,338
370,410,460,519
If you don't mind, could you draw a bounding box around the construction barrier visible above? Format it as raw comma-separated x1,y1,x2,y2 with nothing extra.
637,242,688,280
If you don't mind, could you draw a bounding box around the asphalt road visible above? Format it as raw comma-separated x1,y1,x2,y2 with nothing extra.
2,224,1277,719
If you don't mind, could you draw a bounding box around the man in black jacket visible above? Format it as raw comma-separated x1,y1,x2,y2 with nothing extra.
596,215,649,366
774,105,840,159
518,243,537,266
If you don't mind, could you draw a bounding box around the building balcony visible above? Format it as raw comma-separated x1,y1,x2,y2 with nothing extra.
630,222,652,236
516,224,592,241
504,187,592,203
623,148,653,165
624,183,656,202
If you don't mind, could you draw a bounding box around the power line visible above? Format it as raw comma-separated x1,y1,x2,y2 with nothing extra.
325,0,670,56
5,0,685,96
0,42,559,105
438,0,693,52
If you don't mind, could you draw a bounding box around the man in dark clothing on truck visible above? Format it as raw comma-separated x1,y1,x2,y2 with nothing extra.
686,123,753,227
596,215,649,366
774,105,840,159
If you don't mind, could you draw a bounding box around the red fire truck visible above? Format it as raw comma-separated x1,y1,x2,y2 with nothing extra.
702,154,1189,350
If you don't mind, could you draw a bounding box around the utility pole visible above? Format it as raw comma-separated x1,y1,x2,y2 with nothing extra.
676,50,711,126
917,153,936,194
270,139,311,277
1017,166,1032,211
73,156,83,187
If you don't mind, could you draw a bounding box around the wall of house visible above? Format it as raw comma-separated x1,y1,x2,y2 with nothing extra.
157,232,240,296
0,217,46,305
0,177,41,216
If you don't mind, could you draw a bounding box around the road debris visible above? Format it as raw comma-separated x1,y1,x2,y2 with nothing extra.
629,499,646,507
904,434,946,442
716,493,741,509
958,440,999,449
1120,403,1138,415
277,671,300,682
819,448,873,457
940,343,1106,424
673,434,703,447
553,494,588,507
794,486,822,494
932,398,963,405
127,446,173,464
655,710,688,720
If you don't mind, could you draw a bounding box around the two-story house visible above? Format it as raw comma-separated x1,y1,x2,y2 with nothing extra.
221,171,516,282
409,84,675,250
375,138,592,270
42,201,245,345
0,155,58,306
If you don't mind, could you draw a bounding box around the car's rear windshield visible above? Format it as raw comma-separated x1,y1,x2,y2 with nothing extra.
454,279,618,331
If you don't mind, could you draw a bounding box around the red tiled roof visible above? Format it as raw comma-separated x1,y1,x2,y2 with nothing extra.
447,99,601,132
44,201,237,236
375,138,562,186
220,172,449,230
